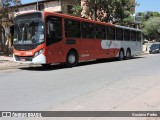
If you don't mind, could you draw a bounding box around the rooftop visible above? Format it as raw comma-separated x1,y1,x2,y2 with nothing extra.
18,0,55,7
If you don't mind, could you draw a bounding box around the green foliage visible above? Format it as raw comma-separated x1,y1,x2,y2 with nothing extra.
136,11,160,41
143,17,160,41
142,11,160,23
73,0,135,25
72,5,82,16
114,0,133,25
137,11,160,22
0,0,21,20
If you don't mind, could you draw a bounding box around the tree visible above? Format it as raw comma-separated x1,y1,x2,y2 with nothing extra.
79,0,115,21
143,17,160,41
137,11,160,23
136,11,160,41
144,11,160,21
73,0,135,25
114,0,133,25
72,5,82,16
0,0,21,24
0,0,21,51
87,0,116,22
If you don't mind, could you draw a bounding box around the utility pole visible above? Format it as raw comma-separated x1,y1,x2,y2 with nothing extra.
37,0,39,11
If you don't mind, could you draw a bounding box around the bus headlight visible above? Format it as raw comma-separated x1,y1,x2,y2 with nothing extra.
34,48,44,57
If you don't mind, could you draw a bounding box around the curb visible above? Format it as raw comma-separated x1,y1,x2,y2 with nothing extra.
0,61,31,71
140,52,149,55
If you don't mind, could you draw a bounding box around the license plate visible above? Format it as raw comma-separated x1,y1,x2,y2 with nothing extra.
20,58,26,61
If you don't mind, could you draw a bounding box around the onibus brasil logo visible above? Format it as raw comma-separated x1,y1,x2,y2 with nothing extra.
1,112,42,118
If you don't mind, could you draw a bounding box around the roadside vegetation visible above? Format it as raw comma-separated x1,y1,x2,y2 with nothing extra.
73,0,136,26
137,12,160,41
0,0,21,24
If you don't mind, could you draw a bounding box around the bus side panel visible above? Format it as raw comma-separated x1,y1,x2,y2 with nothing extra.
63,39,120,62
63,39,104,61
101,40,121,57
46,41,66,64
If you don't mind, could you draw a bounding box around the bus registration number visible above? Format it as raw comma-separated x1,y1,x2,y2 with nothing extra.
20,58,26,61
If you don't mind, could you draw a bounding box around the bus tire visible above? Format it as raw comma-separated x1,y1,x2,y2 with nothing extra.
126,49,131,60
65,51,78,67
118,49,124,61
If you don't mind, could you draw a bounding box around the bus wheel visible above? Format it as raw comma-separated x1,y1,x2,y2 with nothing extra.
118,49,124,61
65,51,78,67
126,49,131,60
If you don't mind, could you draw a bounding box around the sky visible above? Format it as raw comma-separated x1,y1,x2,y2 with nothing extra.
22,0,160,13
136,0,160,13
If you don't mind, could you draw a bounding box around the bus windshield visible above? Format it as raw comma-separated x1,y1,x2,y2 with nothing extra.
14,20,44,44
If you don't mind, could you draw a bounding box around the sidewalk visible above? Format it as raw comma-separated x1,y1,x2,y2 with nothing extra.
0,55,13,61
0,55,41,71
0,55,24,70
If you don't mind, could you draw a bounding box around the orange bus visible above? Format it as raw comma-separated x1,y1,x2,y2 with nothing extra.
13,11,142,67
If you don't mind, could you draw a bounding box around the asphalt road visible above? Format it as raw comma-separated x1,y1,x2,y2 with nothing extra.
0,54,160,120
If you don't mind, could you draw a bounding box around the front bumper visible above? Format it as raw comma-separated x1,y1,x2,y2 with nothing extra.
13,53,46,64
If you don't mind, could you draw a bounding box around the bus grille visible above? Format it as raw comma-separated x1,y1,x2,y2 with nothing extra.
14,44,39,51
15,56,33,61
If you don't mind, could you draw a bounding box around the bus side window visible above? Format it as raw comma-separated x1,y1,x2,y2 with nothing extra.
47,22,56,38
116,28,123,41
65,19,81,38
46,16,62,46
107,27,115,40
95,25,106,39
137,31,141,41
124,29,130,41
81,22,95,38
131,31,136,41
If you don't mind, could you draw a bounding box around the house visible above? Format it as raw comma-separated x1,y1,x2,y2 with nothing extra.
15,0,80,15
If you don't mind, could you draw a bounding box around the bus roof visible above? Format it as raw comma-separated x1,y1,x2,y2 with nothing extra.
44,11,114,27
15,10,141,31
115,25,142,31
44,11,141,31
